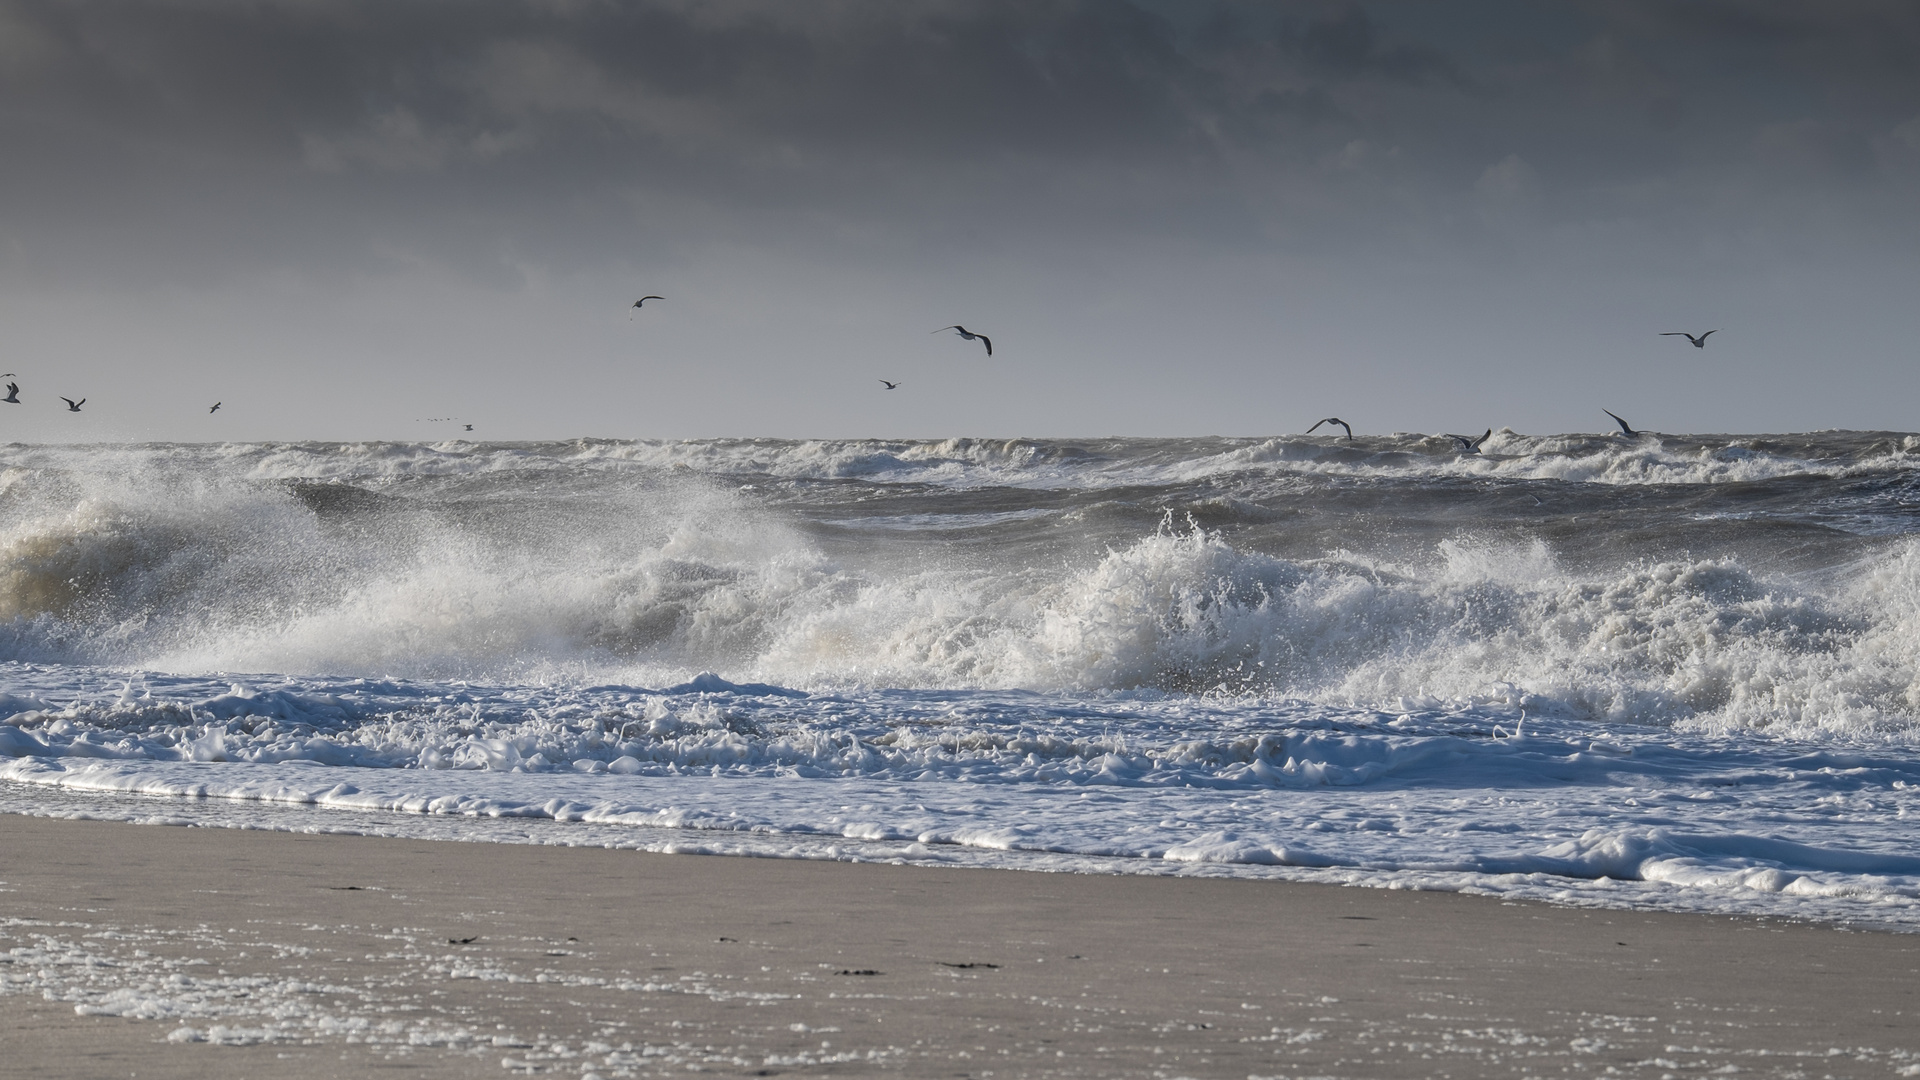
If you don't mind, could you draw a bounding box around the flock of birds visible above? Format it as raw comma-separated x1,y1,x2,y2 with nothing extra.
4,300,1717,442
1305,330,1719,452
1,374,219,417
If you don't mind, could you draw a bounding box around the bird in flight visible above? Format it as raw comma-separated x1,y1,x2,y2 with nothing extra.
1,383,17,404
1660,330,1718,348
209,402,221,414
463,424,473,431
879,379,901,390
1448,429,1492,453
61,397,84,412
1306,417,1353,440
1603,409,1637,436
631,296,664,319
934,325,992,356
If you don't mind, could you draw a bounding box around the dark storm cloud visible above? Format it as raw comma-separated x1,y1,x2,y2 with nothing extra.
1,0,1918,285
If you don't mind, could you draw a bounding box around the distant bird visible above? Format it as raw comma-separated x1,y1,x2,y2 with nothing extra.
463,424,473,431
1448,429,1492,453
879,379,900,390
208,402,221,413
1,383,17,404
934,325,992,357
61,396,84,412
1660,330,1718,348
631,297,664,320
0,372,13,377
1306,417,1353,441
1603,409,1637,437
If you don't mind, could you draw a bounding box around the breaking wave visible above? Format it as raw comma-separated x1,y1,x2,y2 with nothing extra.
3,437,1920,738
11,436,1920,924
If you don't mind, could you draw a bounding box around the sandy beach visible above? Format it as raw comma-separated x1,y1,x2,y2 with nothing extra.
1,815,1915,1078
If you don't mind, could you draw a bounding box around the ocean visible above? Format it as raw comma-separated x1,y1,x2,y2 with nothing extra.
4,432,1920,926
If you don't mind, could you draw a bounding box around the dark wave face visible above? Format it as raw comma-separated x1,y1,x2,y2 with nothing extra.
5,432,1920,737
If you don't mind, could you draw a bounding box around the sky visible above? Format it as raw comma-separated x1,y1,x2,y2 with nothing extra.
1,0,1918,442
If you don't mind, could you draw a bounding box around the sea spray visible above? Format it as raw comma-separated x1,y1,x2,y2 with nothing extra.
6,435,1920,921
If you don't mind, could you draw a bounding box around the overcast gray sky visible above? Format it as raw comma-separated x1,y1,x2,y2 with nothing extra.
2,0,1917,442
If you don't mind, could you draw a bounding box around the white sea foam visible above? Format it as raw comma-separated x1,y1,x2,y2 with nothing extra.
1,670,1918,925
6,483,1918,735
11,430,1917,492
5,436,1920,923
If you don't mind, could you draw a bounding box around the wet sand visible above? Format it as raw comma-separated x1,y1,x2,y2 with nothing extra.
2,814,1917,1079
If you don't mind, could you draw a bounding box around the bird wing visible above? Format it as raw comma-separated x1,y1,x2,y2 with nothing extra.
1700,330,1717,341
1446,434,1471,450
1659,333,1688,337
1306,419,1329,433
1472,429,1491,449
1337,421,1352,438
979,335,992,356
932,326,961,334
1603,409,1632,434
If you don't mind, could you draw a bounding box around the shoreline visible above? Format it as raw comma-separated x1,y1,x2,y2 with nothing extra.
4,814,1919,1078
7,773,1920,935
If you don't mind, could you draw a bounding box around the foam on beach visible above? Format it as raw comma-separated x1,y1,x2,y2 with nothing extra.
4,671,1920,925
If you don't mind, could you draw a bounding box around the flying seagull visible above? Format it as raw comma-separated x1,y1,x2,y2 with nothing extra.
61,396,84,412
1447,429,1492,453
208,402,221,413
464,424,473,431
632,296,664,309
934,325,992,356
879,379,900,390
1603,409,1637,436
1306,417,1353,440
1,383,17,404
1660,330,1718,348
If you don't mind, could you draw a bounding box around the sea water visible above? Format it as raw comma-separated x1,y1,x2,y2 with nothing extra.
4,433,1920,925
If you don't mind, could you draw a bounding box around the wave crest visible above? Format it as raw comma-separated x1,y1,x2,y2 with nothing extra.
5,440,1920,737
